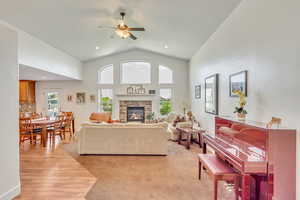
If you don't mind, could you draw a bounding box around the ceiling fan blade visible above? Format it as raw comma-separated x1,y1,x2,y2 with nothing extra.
129,32,137,40
128,27,145,31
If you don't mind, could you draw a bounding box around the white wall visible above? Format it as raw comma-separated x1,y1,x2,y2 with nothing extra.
0,20,82,80
36,49,189,129
189,0,300,199
0,25,20,199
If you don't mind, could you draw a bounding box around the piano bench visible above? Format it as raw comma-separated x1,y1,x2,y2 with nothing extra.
198,154,239,200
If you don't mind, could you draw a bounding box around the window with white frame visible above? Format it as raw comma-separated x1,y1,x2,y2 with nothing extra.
159,88,172,116
121,61,151,84
98,89,113,112
98,64,113,84
159,65,173,84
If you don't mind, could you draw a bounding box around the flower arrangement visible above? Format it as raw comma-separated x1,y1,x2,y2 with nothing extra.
233,90,247,119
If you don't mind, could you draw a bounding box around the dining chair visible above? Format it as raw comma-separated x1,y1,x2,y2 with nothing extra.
63,115,73,139
31,112,42,119
19,118,33,144
47,116,65,143
19,118,43,145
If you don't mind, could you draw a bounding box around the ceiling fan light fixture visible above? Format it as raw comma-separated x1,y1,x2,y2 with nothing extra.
115,29,130,38
98,12,144,40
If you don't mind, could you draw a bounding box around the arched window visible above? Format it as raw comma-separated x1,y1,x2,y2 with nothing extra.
98,64,113,84
159,65,173,84
121,61,151,84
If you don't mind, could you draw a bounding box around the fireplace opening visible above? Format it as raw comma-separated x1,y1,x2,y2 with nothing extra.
127,107,145,123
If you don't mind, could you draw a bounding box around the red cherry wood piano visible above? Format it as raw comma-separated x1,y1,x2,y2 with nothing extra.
202,116,296,200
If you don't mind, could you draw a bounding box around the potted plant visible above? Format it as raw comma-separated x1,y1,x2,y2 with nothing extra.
233,90,247,120
146,112,155,123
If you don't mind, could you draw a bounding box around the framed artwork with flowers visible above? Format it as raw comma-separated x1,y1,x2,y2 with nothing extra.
229,70,248,97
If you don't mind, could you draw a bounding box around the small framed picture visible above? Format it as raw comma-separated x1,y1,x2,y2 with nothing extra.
229,70,248,97
195,85,201,99
76,92,86,104
67,95,73,102
90,95,96,103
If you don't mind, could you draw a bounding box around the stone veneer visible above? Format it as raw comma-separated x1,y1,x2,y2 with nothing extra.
119,101,152,123
20,102,36,113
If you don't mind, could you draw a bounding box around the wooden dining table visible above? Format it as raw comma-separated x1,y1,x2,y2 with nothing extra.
31,118,60,147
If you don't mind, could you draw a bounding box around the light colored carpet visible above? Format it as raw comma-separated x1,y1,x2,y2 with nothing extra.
63,141,235,200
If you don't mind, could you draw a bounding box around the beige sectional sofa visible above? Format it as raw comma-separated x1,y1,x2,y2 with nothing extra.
77,122,168,155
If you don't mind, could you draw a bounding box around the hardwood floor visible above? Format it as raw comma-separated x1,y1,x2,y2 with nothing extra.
15,139,96,200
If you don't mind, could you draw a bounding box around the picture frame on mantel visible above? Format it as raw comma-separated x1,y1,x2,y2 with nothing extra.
229,70,248,97
195,85,201,99
205,74,219,115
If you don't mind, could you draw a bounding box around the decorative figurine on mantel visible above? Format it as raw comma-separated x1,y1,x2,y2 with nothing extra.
233,90,247,120
126,85,146,95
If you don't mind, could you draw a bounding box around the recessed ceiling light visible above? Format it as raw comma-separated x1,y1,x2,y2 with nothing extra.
41,76,47,79
164,44,168,49
96,46,100,50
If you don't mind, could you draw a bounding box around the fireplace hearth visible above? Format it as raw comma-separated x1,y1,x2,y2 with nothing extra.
127,107,145,123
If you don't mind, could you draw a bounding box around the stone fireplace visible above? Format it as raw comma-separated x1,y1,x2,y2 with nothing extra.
119,101,152,123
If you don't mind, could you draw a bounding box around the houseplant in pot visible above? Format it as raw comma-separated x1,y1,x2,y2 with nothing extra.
146,112,155,123
233,90,247,120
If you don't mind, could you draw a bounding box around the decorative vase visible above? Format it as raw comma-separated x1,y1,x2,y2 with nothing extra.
237,113,246,121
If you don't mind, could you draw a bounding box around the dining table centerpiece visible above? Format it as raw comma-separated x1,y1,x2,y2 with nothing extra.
233,90,247,120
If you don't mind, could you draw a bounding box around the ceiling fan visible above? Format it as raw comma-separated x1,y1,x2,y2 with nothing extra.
98,12,145,40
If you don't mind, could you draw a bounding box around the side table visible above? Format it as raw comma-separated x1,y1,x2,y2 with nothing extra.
176,127,206,149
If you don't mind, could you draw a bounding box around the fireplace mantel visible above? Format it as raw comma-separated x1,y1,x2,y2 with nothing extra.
116,93,158,103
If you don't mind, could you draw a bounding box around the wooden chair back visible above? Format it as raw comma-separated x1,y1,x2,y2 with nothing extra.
19,118,33,134
31,112,42,119
55,115,65,128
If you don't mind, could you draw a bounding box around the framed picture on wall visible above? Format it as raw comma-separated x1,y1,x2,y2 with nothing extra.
76,92,86,104
229,70,247,97
67,95,73,102
195,85,201,99
90,95,96,103
205,74,219,115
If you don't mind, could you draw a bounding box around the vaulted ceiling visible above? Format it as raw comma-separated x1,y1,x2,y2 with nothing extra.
0,0,241,61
